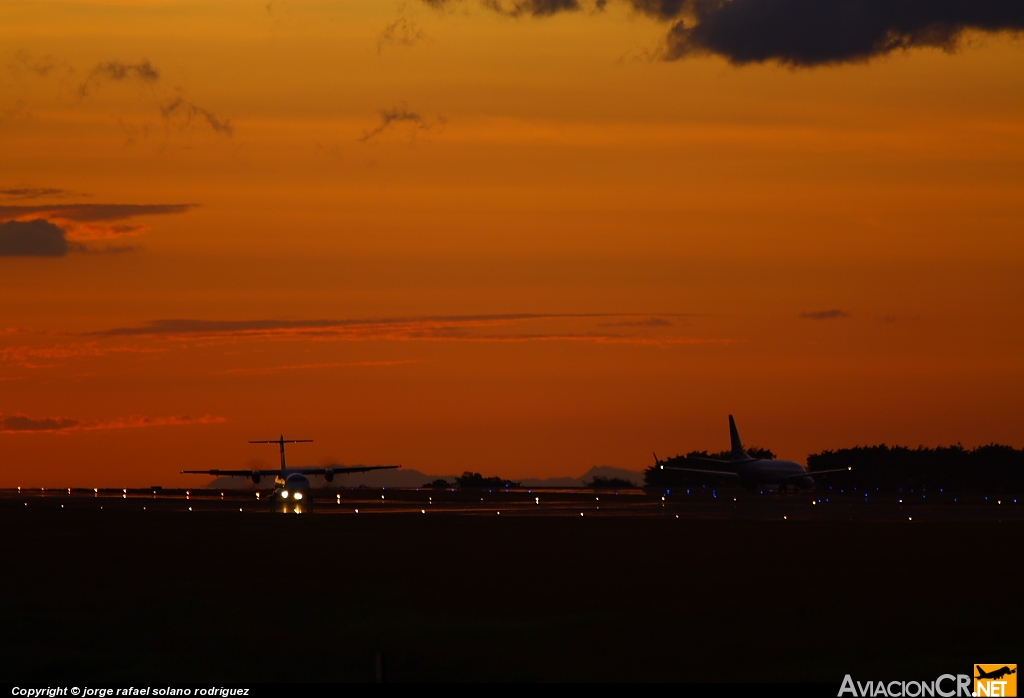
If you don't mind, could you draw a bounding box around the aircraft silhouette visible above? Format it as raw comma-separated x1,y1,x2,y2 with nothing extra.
655,415,850,491
976,666,1016,681
182,435,399,512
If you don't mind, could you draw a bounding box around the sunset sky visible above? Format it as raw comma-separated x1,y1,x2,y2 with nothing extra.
1,1,1022,486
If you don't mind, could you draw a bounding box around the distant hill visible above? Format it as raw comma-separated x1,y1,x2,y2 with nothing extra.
203,465,644,490
519,466,644,489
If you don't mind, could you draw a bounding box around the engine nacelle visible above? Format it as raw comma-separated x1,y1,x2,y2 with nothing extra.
251,472,261,484
324,469,334,483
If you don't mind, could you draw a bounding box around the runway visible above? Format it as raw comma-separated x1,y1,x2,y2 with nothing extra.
2,485,1021,521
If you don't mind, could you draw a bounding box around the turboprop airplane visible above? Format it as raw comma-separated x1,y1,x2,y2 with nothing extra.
654,415,849,491
182,436,400,513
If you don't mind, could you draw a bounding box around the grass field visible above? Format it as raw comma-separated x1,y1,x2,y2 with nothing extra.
1,501,1020,682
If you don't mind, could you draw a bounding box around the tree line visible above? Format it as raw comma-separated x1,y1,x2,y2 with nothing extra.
644,443,1024,492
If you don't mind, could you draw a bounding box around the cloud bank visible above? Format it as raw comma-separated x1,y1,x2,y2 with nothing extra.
426,0,1024,66
659,0,1024,66
0,220,74,257
0,202,196,248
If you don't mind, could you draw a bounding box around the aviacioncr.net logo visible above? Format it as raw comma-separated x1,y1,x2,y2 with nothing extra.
839,674,973,697
974,665,1017,697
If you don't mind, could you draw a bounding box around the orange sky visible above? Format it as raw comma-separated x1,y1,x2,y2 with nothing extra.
1,1,1022,486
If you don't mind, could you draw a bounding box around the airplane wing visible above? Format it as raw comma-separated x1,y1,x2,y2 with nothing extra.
659,466,740,478
181,465,401,476
801,467,852,477
292,465,400,476
181,469,275,476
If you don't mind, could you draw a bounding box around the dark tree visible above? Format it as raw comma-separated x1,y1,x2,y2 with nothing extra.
586,476,637,490
424,479,452,488
455,472,521,489
807,443,1024,493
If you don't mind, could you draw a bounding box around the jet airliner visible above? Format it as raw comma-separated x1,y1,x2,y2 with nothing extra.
655,415,849,491
183,436,400,512
976,666,1016,681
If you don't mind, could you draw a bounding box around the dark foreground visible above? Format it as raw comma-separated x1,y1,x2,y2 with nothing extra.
1,503,1020,682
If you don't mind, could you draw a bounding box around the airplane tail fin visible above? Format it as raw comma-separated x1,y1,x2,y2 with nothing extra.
729,415,753,463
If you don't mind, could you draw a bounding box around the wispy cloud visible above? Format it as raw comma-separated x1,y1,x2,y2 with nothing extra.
161,96,233,136
95,314,684,337
0,413,225,434
599,317,673,327
359,106,434,142
0,202,196,245
217,359,422,375
0,203,195,223
88,313,725,347
0,187,78,200
378,16,427,53
481,0,582,17
1,342,164,368
7,50,61,78
72,58,232,138
78,59,159,97
800,309,850,320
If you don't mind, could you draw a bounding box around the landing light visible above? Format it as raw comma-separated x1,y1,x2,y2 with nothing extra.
294,492,303,500
281,490,289,499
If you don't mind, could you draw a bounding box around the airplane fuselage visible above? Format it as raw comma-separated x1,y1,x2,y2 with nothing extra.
735,459,814,487
272,471,312,513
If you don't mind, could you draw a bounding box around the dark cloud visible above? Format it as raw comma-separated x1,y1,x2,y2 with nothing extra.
378,17,427,52
424,0,1024,66
0,414,79,432
79,59,160,97
0,203,195,223
800,309,850,320
625,0,686,20
7,50,60,78
0,219,73,257
660,0,1024,66
359,106,430,142
0,187,77,200
161,97,233,135
482,0,581,17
